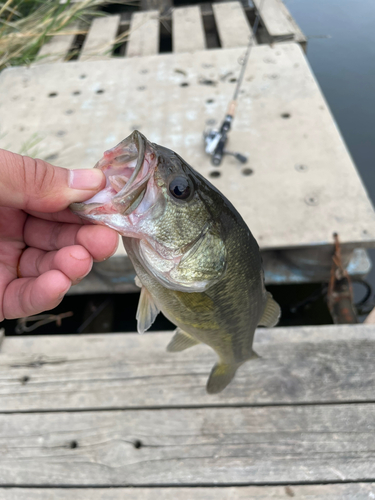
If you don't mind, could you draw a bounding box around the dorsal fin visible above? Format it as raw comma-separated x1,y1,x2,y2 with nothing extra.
167,328,200,352
136,286,160,334
258,292,281,328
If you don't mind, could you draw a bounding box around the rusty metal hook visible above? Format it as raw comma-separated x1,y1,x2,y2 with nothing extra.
327,233,357,324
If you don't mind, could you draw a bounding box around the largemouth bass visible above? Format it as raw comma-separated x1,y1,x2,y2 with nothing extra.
71,131,280,393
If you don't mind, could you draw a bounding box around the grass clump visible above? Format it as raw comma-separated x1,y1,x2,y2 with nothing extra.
0,0,133,70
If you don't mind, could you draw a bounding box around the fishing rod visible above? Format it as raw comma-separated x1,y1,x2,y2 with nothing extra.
204,0,265,166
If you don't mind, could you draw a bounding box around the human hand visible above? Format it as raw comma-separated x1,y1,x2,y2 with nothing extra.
0,150,119,321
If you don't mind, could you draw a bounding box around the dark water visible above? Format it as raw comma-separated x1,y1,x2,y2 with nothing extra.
284,0,375,292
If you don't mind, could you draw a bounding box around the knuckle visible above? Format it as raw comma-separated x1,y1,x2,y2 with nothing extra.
21,156,55,204
50,222,65,250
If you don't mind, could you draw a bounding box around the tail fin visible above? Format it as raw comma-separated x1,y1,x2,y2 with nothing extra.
206,362,239,394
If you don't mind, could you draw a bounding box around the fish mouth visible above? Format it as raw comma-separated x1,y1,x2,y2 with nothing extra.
71,130,156,218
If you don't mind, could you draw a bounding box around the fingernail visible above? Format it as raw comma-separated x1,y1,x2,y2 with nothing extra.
58,283,71,300
69,169,104,190
101,239,119,261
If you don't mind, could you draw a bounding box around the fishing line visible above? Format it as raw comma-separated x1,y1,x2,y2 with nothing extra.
232,0,265,103
204,0,266,165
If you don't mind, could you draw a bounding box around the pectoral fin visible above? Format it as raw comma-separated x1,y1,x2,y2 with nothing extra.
136,286,160,334
134,275,142,288
167,328,200,352
258,292,281,328
206,362,239,394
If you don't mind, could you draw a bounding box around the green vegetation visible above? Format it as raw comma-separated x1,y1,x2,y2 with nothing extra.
0,0,128,70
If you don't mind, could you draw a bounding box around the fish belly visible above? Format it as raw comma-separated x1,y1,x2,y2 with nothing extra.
125,237,264,364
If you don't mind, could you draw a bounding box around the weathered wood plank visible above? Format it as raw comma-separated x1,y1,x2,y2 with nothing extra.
141,0,171,15
126,11,159,57
36,26,77,64
254,0,306,48
79,15,121,61
3,484,375,499
1,44,374,255
253,0,294,39
172,6,206,53
275,0,307,47
1,404,375,485
2,325,375,411
213,2,255,48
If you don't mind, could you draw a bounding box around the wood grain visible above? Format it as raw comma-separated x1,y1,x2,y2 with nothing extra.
79,16,121,61
273,0,307,47
213,2,255,48
2,484,375,499
172,6,206,53
253,0,294,39
126,11,159,57
1,404,375,485
2,324,375,411
35,25,77,64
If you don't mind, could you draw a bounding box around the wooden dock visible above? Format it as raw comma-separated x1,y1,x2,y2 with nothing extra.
0,0,373,290
2,1,375,496
2,324,375,496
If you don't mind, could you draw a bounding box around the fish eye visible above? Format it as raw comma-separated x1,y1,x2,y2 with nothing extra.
169,176,193,201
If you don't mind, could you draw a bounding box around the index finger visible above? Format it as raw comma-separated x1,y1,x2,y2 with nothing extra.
25,208,89,224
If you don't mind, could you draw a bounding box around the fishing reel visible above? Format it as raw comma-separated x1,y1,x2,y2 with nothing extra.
204,114,247,166
203,5,261,167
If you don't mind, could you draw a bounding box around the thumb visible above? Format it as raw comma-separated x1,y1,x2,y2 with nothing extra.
0,149,105,212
